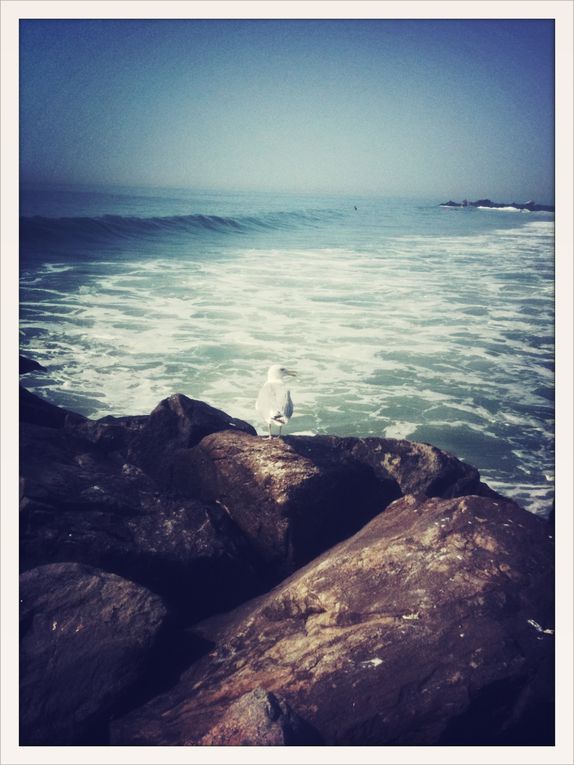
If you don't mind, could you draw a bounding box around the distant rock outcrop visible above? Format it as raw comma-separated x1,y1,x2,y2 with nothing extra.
440,199,554,212
18,368,555,747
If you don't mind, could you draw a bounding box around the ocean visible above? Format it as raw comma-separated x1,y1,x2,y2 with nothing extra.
19,185,555,517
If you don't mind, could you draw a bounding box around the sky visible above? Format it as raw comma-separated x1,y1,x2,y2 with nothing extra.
19,19,555,201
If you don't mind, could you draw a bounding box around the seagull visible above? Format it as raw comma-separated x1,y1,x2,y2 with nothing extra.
256,365,296,438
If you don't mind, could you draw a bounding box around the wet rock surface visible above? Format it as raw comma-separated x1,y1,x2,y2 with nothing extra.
18,376,554,746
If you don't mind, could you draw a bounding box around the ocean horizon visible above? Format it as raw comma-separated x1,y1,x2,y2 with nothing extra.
19,183,555,517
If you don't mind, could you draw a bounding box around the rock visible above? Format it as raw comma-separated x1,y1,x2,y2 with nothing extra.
19,355,46,374
20,420,264,622
439,199,554,213
172,430,497,577
128,393,257,485
20,562,168,745
177,430,399,577
69,414,149,455
21,497,264,623
198,688,323,746
293,435,487,499
20,420,154,517
110,494,554,746
20,386,86,429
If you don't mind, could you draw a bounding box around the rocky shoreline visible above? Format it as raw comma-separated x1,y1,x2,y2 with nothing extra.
19,358,555,746
440,198,555,212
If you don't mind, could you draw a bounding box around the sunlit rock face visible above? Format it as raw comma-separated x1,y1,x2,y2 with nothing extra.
111,493,554,747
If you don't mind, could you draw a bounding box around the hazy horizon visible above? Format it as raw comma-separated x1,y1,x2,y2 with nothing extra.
20,19,555,203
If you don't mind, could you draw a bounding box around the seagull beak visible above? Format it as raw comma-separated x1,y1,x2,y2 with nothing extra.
286,369,297,377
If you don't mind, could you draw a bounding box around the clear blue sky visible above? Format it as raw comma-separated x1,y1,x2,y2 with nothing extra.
20,19,555,201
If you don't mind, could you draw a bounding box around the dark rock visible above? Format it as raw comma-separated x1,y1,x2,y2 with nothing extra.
20,386,86,429
177,430,399,577
20,497,264,623
293,435,486,499
110,494,554,746
440,199,554,213
19,355,47,374
128,393,256,485
20,562,168,745
20,420,154,517
173,430,498,577
69,414,149,455
20,420,264,622
198,688,323,746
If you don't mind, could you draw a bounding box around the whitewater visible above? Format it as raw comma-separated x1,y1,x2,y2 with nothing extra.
19,185,555,517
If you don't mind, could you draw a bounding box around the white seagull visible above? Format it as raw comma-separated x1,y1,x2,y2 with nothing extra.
256,364,296,437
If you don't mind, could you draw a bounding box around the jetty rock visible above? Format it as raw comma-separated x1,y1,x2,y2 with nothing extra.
20,391,264,622
19,354,47,375
440,198,554,212
111,493,554,747
20,562,168,745
171,430,500,578
18,378,555,745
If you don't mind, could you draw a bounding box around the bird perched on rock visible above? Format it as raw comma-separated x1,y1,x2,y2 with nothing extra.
256,365,296,437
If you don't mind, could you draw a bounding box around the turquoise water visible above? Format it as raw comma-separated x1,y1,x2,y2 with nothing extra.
20,185,555,516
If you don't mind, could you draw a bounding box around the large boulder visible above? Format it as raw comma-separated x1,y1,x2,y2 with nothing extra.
171,430,498,578
176,430,399,577
110,494,554,746
20,418,264,622
20,497,264,623
127,393,257,486
20,563,168,745
20,420,156,516
310,435,493,499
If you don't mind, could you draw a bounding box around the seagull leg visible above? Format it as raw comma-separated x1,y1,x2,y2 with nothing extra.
268,422,272,439
279,425,283,437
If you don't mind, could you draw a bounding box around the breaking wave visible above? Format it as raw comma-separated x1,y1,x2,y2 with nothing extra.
20,208,343,248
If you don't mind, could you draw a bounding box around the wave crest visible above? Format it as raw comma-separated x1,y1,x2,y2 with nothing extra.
20,208,341,247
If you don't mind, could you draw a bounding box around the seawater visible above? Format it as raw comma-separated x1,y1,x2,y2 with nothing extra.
20,185,555,517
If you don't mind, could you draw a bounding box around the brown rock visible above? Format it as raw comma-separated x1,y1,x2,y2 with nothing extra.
198,688,322,746
176,430,399,576
302,435,487,498
111,494,554,746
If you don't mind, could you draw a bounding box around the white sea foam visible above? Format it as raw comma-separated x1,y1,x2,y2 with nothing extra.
476,206,526,212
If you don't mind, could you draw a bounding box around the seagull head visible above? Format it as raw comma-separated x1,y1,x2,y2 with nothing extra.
267,364,297,382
